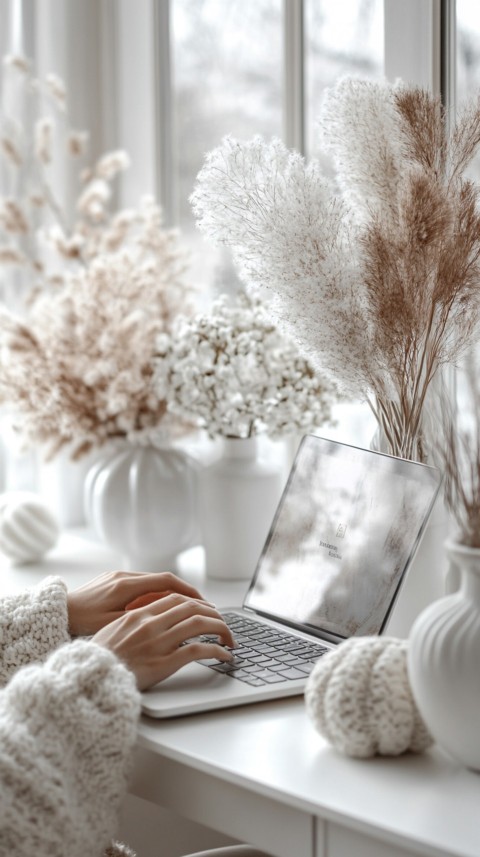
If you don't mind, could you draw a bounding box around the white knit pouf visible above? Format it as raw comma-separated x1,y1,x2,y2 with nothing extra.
0,491,59,564
305,636,433,758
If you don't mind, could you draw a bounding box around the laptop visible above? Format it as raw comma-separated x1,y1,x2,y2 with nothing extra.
141,435,442,718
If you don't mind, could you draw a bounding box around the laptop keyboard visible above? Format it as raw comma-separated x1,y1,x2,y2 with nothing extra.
201,612,330,687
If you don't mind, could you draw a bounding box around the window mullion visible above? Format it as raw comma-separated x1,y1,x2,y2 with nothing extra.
283,0,305,155
441,0,457,115
153,0,176,226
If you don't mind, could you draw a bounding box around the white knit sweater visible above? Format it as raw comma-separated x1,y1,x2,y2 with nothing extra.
0,576,141,857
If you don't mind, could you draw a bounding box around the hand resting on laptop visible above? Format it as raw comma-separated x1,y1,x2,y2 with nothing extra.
68,570,234,690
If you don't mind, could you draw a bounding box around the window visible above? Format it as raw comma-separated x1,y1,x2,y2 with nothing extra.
0,0,475,491
167,0,385,292
0,0,441,298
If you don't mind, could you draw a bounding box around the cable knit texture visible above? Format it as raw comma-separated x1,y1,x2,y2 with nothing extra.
0,638,141,857
105,844,137,857
0,576,70,686
305,636,433,758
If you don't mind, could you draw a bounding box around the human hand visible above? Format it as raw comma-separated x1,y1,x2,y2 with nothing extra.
67,570,207,636
92,593,235,690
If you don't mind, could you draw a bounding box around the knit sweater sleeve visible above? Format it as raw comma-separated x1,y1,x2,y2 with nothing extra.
0,639,141,857
0,576,70,686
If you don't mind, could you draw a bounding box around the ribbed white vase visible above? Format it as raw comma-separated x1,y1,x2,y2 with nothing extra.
198,436,286,580
84,442,199,571
408,539,480,770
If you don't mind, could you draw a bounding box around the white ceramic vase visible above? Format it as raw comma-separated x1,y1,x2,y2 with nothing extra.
84,442,199,571
408,538,480,771
38,445,99,528
198,435,286,580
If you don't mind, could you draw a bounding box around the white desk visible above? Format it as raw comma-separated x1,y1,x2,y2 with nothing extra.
0,532,479,857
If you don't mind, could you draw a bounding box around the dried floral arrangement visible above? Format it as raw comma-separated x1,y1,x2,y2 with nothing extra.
0,55,194,459
0,212,192,460
436,356,480,548
191,77,480,462
0,53,153,302
156,291,334,440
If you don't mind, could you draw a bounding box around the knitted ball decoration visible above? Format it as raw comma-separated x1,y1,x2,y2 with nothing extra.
0,491,59,564
305,636,433,758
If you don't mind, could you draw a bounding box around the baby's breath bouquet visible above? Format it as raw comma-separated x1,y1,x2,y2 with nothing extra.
157,291,334,440
191,77,480,462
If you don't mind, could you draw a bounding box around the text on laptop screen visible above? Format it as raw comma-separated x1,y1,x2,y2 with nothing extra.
244,436,442,639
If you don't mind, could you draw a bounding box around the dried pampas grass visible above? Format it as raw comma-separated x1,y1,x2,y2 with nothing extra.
192,77,480,462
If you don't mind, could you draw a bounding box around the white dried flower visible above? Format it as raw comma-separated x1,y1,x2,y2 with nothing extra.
28,192,45,207
158,291,334,440
45,72,66,108
0,198,29,233
46,273,65,288
95,150,130,180
76,178,111,222
34,117,54,165
0,246,25,265
0,135,22,167
3,54,30,73
46,225,84,260
80,166,94,184
67,130,89,157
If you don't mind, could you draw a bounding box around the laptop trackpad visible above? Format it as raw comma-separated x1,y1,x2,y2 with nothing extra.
146,661,224,693
141,660,270,717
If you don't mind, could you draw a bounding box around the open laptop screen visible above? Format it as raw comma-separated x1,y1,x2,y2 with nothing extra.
244,435,442,639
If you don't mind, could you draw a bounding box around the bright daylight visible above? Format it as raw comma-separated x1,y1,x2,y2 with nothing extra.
0,2,478,857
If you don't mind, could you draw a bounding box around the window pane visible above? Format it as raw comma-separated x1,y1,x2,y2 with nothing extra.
305,0,384,160
456,1,480,433
457,0,480,102
172,0,282,291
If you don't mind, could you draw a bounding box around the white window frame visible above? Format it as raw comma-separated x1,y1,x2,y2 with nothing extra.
8,0,454,219
3,0,461,217
147,0,449,222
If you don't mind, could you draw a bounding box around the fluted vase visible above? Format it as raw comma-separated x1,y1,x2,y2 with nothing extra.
408,539,480,770
84,441,199,571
